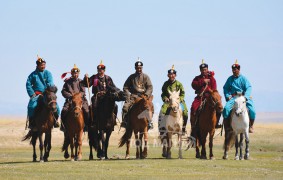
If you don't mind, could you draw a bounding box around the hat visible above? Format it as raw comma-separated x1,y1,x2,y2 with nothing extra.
232,59,240,70
71,64,80,73
36,55,46,65
168,65,177,74
135,57,143,67
199,59,208,69
97,60,106,70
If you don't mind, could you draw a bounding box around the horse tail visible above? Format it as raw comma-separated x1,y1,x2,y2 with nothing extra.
223,129,236,150
22,130,33,142
119,127,133,148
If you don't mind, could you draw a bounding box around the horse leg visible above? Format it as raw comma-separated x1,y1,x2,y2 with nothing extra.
100,130,106,160
234,134,239,160
239,133,244,160
135,133,140,159
209,131,215,160
244,131,250,160
105,130,111,160
74,135,79,161
63,132,70,159
70,134,75,161
39,133,44,162
31,132,37,162
97,131,103,159
142,131,148,159
178,134,183,159
43,132,52,162
223,130,230,160
162,138,167,158
166,132,172,159
125,138,131,159
88,130,94,160
195,138,200,158
200,132,208,159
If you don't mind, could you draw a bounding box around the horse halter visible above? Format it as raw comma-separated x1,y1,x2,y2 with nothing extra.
43,92,57,108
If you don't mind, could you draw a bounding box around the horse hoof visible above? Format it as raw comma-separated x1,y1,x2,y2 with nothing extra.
162,153,167,158
200,156,207,160
40,160,44,163
89,155,93,160
178,156,183,159
223,155,228,160
234,156,239,160
210,156,215,160
125,155,130,160
64,154,70,159
244,155,249,160
71,158,75,162
196,154,200,159
33,159,37,162
100,157,105,160
44,159,48,162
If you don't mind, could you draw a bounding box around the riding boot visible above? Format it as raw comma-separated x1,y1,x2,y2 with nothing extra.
121,111,128,128
182,115,188,135
249,119,255,133
215,112,222,129
28,116,35,130
53,111,60,128
60,110,67,132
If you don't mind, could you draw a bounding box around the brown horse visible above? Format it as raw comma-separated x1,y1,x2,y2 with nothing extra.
22,86,58,162
195,90,223,159
119,95,154,159
61,93,84,161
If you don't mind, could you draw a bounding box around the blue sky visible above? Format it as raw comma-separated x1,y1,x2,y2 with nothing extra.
0,0,282,115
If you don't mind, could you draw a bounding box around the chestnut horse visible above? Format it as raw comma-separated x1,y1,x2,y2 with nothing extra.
195,90,223,159
22,86,58,162
62,93,84,161
119,95,154,159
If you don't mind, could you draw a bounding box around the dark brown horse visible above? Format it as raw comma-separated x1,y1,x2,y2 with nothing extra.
61,93,84,161
195,90,223,159
89,87,122,160
22,86,58,162
119,95,154,159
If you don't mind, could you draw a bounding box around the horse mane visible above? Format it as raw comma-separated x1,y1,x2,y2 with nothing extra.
46,85,58,93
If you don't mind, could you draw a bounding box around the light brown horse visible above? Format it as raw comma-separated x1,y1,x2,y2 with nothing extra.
62,93,84,161
22,86,58,162
196,90,223,159
119,95,154,159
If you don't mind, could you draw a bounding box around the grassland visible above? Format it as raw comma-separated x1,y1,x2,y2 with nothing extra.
0,118,282,179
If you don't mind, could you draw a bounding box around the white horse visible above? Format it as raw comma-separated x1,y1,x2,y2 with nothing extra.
223,94,250,160
160,90,183,159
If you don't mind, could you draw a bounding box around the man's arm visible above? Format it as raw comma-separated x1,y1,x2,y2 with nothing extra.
26,74,35,97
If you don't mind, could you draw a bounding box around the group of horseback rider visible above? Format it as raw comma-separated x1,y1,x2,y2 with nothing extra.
26,56,256,137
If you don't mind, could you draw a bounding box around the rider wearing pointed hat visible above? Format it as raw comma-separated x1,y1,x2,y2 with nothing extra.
121,57,154,129
26,55,60,130
61,64,90,132
223,60,256,133
159,65,188,136
189,60,221,140
82,60,122,127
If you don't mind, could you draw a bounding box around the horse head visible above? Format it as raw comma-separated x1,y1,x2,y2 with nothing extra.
168,90,180,113
71,93,83,117
234,95,247,117
209,89,223,113
43,86,58,113
137,95,154,120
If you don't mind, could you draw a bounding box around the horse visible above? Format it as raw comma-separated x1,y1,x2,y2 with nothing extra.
88,87,122,160
119,95,154,159
22,86,58,162
195,89,223,159
160,90,183,159
223,94,250,160
61,93,84,161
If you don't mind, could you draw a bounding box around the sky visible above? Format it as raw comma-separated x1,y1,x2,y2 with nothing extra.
0,0,282,116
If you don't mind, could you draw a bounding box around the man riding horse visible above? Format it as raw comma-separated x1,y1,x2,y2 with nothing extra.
82,60,119,127
159,65,188,135
26,55,60,130
60,64,89,132
189,60,221,140
223,60,256,133
121,58,154,129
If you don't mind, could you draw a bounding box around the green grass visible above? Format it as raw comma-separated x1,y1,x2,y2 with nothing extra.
0,119,283,179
